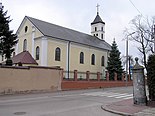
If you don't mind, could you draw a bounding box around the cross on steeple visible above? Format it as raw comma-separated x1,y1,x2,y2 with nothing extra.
96,4,100,15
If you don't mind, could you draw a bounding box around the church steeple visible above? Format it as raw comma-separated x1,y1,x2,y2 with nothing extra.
91,4,105,40
91,13,105,25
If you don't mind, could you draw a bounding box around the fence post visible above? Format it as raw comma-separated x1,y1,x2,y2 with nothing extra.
74,70,77,81
114,72,117,81
86,71,90,81
106,71,109,81
97,72,100,81
62,69,64,81
122,73,125,81
128,74,131,81
132,57,147,105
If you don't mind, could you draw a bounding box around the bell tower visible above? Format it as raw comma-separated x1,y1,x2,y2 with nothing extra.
91,4,105,40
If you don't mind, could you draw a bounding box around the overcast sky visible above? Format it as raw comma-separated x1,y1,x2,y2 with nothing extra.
2,0,155,60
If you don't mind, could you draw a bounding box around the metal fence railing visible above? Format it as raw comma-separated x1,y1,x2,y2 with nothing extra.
63,70,107,81
62,70,131,82
63,71,74,80
77,72,86,80
89,72,97,80
100,73,106,81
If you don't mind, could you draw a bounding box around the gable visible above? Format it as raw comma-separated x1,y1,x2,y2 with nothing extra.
16,16,44,54
16,17,43,39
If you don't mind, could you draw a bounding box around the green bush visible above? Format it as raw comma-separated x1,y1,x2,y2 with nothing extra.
147,54,155,101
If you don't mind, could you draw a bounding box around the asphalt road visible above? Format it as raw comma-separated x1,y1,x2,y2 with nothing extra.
0,86,133,116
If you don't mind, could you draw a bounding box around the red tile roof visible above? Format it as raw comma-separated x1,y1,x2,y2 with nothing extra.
12,51,38,65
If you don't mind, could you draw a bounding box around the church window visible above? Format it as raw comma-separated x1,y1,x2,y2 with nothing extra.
101,27,103,31
80,52,84,64
55,47,61,61
101,56,105,66
25,26,28,33
95,27,97,31
23,39,27,51
91,54,95,65
36,46,40,60
94,34,95,36
101,34,103,39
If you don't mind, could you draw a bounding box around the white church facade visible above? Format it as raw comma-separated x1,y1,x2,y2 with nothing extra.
1,10,111,78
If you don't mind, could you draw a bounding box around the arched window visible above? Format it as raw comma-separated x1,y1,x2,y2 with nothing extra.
91,54,95,65
36,46,40,60
80,52,84,64
101,34,103,39
95,27,97,31
101,27,103,31
55,47,61,61
101,56,105,66
23,39,27,51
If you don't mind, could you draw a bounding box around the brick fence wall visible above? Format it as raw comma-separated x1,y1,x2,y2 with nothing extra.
61,70,132,90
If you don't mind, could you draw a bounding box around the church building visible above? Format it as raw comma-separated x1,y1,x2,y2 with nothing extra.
14,8,111,78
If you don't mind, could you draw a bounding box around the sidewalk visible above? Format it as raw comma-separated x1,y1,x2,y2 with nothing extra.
101,99,155,116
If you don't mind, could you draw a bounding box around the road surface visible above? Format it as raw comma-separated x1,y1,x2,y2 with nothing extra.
0,86,133,116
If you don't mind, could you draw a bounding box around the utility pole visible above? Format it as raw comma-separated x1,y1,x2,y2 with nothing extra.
128,56,131,79
125,32,135,86
126,36,128,86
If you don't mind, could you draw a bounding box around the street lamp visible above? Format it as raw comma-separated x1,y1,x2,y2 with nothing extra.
126,32,135,86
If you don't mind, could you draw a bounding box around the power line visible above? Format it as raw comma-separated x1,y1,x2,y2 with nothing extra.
128,0,149,23
128,0,142,16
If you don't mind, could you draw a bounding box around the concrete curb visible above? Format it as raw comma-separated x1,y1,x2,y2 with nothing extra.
101,105,134,116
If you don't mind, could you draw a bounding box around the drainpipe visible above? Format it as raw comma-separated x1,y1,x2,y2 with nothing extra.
66,41,70,79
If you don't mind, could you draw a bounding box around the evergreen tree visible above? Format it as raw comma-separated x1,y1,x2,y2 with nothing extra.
0,3,17,65
147,54,155,101
106,40,123,80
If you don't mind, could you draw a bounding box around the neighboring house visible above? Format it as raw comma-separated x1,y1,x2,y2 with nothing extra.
1,51,38,66
14,11,111,78
11,51,38,66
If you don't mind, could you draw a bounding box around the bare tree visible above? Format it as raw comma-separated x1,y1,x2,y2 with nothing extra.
121,55,134,67
124,15,155,70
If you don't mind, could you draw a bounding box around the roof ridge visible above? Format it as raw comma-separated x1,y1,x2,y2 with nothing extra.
27,16,107,42
25,16,111,51
27,16,94,37
26,16,44,36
